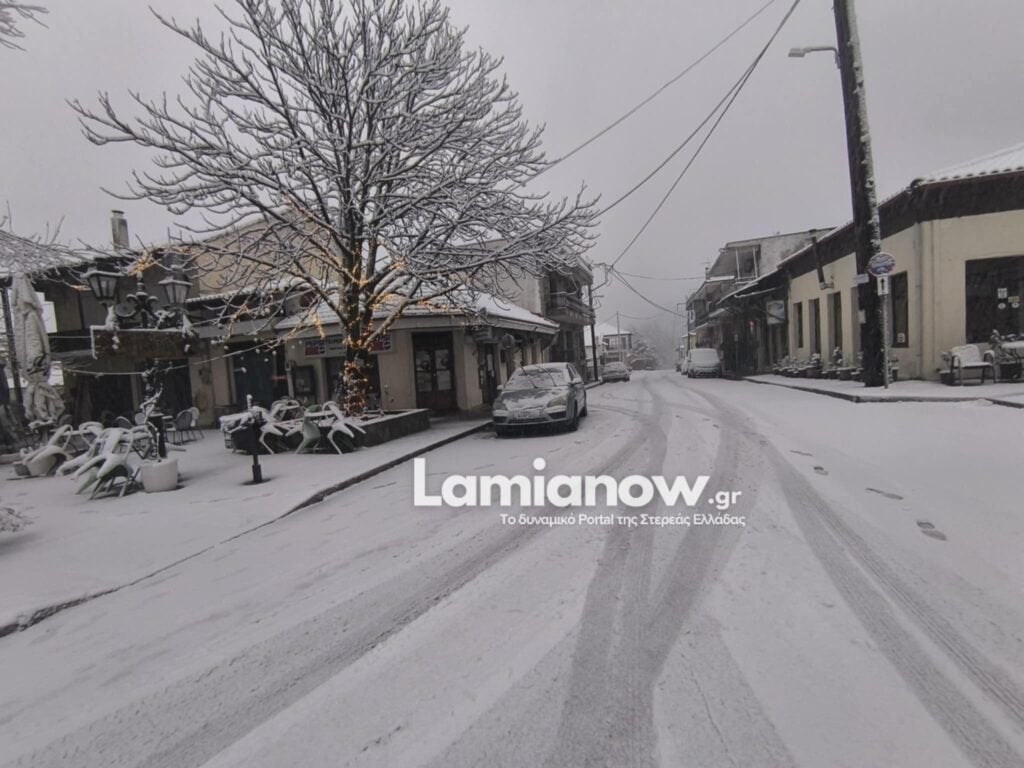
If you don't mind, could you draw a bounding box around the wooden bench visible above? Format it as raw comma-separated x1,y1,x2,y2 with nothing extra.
950,344,994,385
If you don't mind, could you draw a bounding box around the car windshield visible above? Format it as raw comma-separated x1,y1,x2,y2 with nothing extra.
504,366,568,390
690,349,720,364
606,363,626,371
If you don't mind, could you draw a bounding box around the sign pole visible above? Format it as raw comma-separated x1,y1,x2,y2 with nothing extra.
867,252,895,389
876,273,891,389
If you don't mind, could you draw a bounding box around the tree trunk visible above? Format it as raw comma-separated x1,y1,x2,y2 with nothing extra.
342,343,370,416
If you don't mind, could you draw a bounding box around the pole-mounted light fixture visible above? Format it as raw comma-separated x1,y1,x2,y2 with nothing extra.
788,45,840,68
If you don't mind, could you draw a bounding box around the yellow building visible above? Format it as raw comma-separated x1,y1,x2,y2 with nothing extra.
735,142,1024,380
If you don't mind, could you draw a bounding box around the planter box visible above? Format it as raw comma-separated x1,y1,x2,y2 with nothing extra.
358,409,430,447
141,459,178,492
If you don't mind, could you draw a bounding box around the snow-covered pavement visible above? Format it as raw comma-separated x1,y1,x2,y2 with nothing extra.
1,371,1022,767
0,418,486,633
748,373,1024,406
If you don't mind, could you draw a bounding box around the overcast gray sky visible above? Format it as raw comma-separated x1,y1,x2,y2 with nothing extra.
2,0,1023,330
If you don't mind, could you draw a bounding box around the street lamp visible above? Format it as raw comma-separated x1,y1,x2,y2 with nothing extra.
787,45,839,68
158,260,191,308
82,253,194,456
82,267,120,306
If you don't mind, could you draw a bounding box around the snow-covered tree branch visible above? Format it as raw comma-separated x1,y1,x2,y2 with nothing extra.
71,0,597,414
0,2,45,50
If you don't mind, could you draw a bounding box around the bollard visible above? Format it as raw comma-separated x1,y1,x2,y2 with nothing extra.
246,395,265,484
250,417,263,484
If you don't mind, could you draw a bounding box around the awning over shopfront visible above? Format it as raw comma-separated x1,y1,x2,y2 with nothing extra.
274,290,557,340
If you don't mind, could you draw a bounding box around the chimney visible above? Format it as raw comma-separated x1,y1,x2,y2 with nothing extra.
111,210,129,249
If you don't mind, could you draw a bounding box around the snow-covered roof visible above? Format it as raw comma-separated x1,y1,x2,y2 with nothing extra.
916,141,1024,184
770,141,1024,277
275,289,557,334
0,230,87,278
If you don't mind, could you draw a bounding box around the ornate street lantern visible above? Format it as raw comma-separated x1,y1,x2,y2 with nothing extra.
82,267,121,305
159,270,191,307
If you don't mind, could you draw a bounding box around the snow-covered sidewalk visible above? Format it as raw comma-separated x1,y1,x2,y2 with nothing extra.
0,418,487,635
747,373,1024,406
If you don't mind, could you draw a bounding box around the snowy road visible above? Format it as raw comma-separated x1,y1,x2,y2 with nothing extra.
2,371,1023,767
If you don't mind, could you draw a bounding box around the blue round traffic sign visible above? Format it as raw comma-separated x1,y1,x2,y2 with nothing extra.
867,252,896,277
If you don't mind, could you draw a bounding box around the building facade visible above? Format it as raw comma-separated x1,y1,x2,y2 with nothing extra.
720,142,1024,381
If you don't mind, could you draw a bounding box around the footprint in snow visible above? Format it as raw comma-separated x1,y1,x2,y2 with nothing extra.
917,520,948,541
866,487,904,500
790,450,813,457
813,466,828,475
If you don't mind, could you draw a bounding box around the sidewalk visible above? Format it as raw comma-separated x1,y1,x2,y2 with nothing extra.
747,374,1024,408
0,417,489,636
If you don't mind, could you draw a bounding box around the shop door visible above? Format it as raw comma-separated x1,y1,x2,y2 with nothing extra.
232,347,275,408
160,359,193,414
413,332,456,412
478,344,499,405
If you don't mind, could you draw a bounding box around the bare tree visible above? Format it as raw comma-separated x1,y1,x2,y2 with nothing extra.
72,0,596,414
0,2,46,50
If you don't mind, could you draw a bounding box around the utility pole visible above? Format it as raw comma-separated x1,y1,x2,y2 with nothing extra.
833,0,884,387
587,285,599,381
616,311,622,365
0,278,24,413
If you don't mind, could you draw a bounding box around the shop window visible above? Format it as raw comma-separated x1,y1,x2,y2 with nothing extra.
793,302,804,348
890,271,909,347
965,256,1024,343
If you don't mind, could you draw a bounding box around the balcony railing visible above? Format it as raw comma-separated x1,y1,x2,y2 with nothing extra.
546,292,594,325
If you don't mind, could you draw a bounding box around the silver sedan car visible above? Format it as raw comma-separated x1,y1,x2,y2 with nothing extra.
491,363,588,437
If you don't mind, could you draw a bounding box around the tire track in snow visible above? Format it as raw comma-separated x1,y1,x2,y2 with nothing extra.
694,387,1024,768
543,376,783,767
3,405,654,768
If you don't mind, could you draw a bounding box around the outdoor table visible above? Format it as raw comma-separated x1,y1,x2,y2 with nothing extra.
995,340,1024,380
1000,340,1024,358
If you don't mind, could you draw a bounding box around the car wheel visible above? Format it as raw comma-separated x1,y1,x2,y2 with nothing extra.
494,425,509,438
566,405,580,432
581,398,588,417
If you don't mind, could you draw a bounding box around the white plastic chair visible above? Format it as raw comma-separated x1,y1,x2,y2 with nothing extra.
295,418,323,454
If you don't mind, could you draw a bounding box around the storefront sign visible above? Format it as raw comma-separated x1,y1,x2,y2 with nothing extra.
369,334,392,353
766,300,786,326
303,333,391,357
303,336,345,357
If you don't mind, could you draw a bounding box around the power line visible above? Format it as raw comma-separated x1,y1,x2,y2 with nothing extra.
592,67,750,220
606,0,801,271
610,269,688,319
615,311,660,321
613,269,705,281
542,0,780,174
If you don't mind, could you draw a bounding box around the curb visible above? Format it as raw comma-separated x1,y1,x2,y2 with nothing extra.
0,421,489,639
745,377,1024,408
286,421,490,514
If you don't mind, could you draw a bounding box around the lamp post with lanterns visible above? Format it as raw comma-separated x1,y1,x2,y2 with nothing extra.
82,252,193,457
